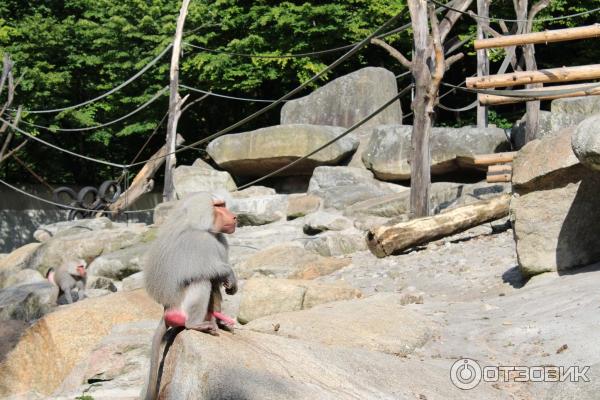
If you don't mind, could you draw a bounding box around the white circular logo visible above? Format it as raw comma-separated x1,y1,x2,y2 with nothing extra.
450,358,482,390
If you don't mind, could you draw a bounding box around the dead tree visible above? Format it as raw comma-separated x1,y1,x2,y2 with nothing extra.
0,54,26,165
371,0,472,218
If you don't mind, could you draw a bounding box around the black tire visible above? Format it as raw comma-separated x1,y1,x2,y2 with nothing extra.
98,180,122,203
77,186,99,209
67,202,87,220
52,186,78,206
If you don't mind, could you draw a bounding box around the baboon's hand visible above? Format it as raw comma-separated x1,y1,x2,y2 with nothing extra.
224,277,237,295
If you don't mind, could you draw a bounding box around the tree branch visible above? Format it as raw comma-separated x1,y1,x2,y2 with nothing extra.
0,106,21,160
0,139,28,165
371,38,412,69
527,0,551,32
439,0,474,43
445,53,464,69
429,5,445,110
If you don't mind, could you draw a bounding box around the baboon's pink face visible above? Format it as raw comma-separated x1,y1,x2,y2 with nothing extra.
213,200,237,234
76,264,86,277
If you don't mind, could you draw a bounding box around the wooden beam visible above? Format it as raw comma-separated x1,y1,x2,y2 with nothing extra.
476,0,490,128
488,164,512,174
473,152,516,165
486,173,511,183
474,24,600,50
109,134,184,214
479,83,600,105
466,64,600,89
366,194,511,257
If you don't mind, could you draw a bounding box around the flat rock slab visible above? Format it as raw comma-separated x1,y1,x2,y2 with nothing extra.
237,278,361,324
207,124,358,177
155,329,504,400
571,114,600,171
0,243,41,288
245,293,432,356
550,96,600,131
0,282,57,321
280,67,402,128
173,165,237,198
362,125,509,180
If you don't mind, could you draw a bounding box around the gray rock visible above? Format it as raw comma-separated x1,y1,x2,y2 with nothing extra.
191,158,214,169
237,278,362,324
153,200,176,225
86,276,117,292
571,114,600,171
512,128,600,276
304,231,367,257
33,218,114,242
230,186,276,199
206,124,358,177
511,110,553,149
3,269,45,288
0,282,57,321
544,361,599,400
121,271,144,291
302,211,353,234
344,180,509,218
231,195,288,226
27,223,149,276
286,194,321,219
362,125,509,180
0,243,42,288
307,167,407,210
87,244,149,281
173,165,237,198
152,329,486,400
551,96,600,131
281,67,402,127
246,293,430,356
234,242,350,279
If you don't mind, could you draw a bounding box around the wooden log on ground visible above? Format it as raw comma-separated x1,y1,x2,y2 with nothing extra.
108,134,184,214
473,152,516,165
474,24,600,50
466,64,600,89
486,173,511,183
479,83,600,105
366,194,511,258
488,164,512,174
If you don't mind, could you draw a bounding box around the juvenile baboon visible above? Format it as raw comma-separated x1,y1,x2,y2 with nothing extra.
46,259,87,304
142,191,238,400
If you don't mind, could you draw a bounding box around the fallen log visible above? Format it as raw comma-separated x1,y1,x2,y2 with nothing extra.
366,194,511,257
486,173,511,183
107,134,184,214
473,152,516,165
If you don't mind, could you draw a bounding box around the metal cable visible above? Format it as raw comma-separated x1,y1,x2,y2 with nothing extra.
179,84,286,103
437,99,478,112
235,84,413,191
127,10,409,168
428,0,600,23
0,116,126,168
18,86,168,132
14,44,172,114
441,80,600,97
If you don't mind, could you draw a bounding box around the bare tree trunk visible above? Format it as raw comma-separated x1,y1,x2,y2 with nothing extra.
476,0,490,127
163,0,191,202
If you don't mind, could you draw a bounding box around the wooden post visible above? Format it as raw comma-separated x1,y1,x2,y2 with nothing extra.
474,24,600,49
476,0,489,128
162,0,191,202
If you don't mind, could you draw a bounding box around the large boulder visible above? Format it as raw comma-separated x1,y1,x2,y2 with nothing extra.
302,211,353,234
33,218,114,242
511,127,600,276
206,124,358,177
308,166,407,210
152,329,496,400
362,125,510,180
87,243,149,281
0,282,57,321
286,194,321,219
571,114,600,171
246,293,431,356
237,278,362,324
231,194,289,226
234,242,350,279
550,96,600,131
173,165,237,198
281,67,402,128
0,243,41,288
303,231,367,257
0,290,161,398
27,223,149,276
510,110,553,149
344,180,509,218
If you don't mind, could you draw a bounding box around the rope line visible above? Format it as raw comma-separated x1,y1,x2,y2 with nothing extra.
428,0,600,23
180,84,286,103
127,9,409,168
236,84,413,191
437,99,478,112
19,86,168,132
0,116,126,168
14,44,172,114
